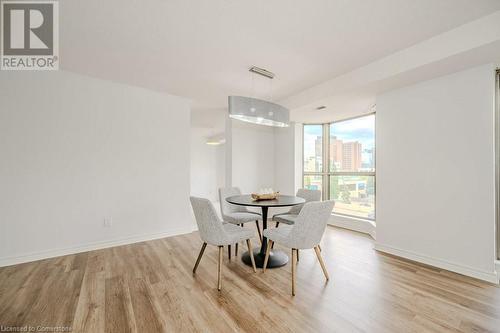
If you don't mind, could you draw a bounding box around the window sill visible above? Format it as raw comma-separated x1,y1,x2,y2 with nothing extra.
328,213,376,239
332,213,375,223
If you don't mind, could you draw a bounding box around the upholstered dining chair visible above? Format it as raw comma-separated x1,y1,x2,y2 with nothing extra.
190,196,257,291
273,188,321,227
272,188,322,257
263,200,335,296
219,187,262,257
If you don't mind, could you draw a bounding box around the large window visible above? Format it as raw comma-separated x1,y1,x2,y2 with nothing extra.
303,114,375,220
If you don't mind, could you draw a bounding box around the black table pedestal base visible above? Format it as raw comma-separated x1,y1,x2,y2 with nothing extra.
241,248,289,268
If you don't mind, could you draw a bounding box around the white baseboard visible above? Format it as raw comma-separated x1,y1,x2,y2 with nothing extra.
0,226,196,268
375,243,499,284
328,214,376,240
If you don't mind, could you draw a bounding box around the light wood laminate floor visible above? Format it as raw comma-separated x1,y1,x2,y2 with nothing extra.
1,226,499,332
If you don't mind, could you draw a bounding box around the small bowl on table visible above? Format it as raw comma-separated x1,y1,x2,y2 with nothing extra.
251,192,280,201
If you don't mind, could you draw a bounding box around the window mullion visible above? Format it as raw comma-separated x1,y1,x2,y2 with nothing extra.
323,124,329,200
331,172,376,176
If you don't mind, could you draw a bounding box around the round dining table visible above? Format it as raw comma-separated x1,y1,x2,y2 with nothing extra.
226,194,305,268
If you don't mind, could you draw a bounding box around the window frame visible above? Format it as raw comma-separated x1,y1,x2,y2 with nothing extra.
496,68,499,260
303,112,376,221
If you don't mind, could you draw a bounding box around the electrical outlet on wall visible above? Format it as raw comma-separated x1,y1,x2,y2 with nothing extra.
103,217,113,227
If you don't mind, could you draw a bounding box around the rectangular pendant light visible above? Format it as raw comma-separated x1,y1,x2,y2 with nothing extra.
228,96,289,127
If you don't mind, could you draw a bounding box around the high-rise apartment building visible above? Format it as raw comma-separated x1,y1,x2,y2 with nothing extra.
342,141,362,171
330,136,343,171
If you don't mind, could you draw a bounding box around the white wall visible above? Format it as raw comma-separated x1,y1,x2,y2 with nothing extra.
215,144,226,194
227,119,276,193
294,123,303,192
224,119,298,216
375,64,498,283
226,119,298,195
274,122,299,196
0,71,193,266
190,128,219,202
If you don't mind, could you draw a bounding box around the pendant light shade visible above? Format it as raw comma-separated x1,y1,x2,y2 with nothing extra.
228,96,289,127
206,133,226,145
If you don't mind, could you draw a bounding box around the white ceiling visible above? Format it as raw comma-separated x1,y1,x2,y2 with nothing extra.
60,0,500,125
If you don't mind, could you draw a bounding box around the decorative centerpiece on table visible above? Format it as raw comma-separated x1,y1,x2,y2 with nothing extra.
251,188,280,201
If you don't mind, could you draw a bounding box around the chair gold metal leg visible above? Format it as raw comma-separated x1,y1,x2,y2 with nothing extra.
218,246,223,290
193,242,207,274
262,240,273,273
318,244,322,252
314,246,329,281
291,248,297,296
228,245,231,260
255,220,263,243
246,239,257,273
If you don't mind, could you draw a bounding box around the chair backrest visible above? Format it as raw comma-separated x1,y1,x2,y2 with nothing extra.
288,200,335,249
190,196,229,245
218,187,247,216
289,188,322,214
